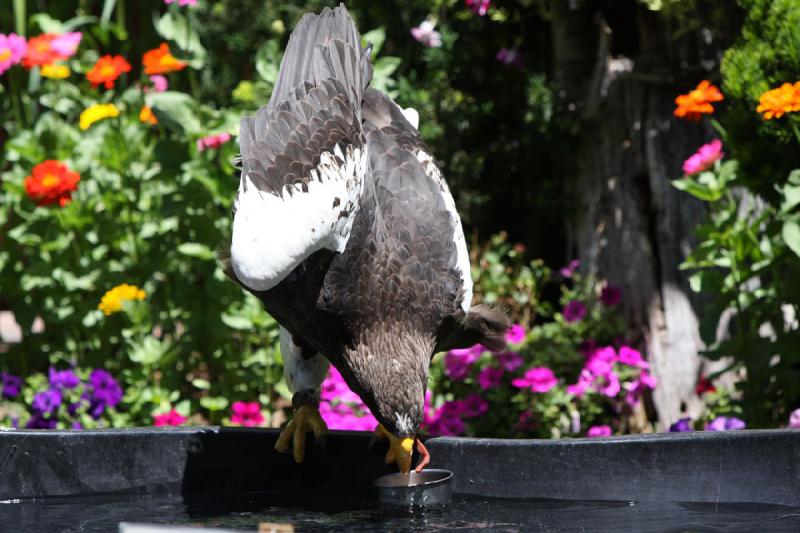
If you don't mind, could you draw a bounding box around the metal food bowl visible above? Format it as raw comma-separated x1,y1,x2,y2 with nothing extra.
373,469,453,506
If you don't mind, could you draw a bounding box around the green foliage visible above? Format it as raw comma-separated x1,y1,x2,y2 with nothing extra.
720,0,800,194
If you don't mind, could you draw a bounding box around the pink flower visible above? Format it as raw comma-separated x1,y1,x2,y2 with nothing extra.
505,324,525,344
410,20,442,48
50,32,82,58
563,300,586,323
617,346,646,368
587,425,612,437
512,366,558,393
0,33,27,75
496,351,523,372
496,48,523,69
149,74,168,92
560,259,580,278
600,284,622,306
319,367,378,431
477,367,504,390
165,0,198,5
624,370,657,406
444,344,483,380
682,139,723,176
230,401,264,427
197,132,232,152
597,371,621,397
789,408,800,429
466,0,491,16
153,409,187,427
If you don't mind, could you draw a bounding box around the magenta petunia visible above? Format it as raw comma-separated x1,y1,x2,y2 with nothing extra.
50,32,82,58
460,394,489,417
465,0,491,16
563,300,587,323
600,284,622,306
0,33,27,75
559,259,580,278
496,48,523,69
512,366,557,393
410,20,442,48
154,409,187,427
444,344,483,380
477,367,504,390
587,425,612,437
496,351,523,372
682,139,723,176
230,401,264,427
505,323,525,344
617,346,645,367
789,408,800,429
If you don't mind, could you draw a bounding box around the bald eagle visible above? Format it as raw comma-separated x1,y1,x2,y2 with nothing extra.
223,4,508,474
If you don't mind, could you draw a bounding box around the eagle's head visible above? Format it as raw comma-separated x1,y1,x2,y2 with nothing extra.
341,324,432,474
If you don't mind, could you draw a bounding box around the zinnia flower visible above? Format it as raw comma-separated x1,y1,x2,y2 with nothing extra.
563,300,587,323
98,283,146,315
682,139,723,176
154,409,187,427
149,74,169,92
669,417,693,432
196,132,232,152
22,34,60,68
706,416,745,431
674,80,723,121
230,401,265,427
86,55,131,89
410,20,442,48
80,103,120,130
24,160,80,207
143,43,187,75
512,366,558,393
0,33,27,75
505,324,525,344
587,425,612,437
756,82,800,120
600,284,622,306
1,371,22,399
140,105,158,125
466,0,491,16
40,63,70,79
50,32,82,58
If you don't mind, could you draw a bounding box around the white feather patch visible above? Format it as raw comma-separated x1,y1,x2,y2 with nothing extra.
415,150,473,313
402,107,420,129
279,326,329,393
231,144,367,291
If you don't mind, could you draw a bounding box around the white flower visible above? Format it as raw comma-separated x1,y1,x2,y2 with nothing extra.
411,20,442,48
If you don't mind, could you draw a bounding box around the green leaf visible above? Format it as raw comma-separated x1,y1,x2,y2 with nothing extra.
177,242,215,260
221,313,253,330
671,178,721,202
361,27,386,56
147,92,202,134
782,218,800,257
255,40,280,85
200,396,230,411
191,378,211,390
128,337,175,366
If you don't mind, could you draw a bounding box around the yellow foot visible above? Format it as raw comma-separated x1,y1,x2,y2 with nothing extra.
375,425,415,475
274,404,327,463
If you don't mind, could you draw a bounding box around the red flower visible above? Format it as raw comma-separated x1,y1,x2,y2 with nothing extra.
86,55,131,89
695,375,716,396
22,34,61,68
24,160,80,207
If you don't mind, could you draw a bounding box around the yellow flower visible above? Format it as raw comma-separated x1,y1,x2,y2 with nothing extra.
98,283,146,316
79,103,120,130
41,63,70,79
139,105,158,125
756,82,800,120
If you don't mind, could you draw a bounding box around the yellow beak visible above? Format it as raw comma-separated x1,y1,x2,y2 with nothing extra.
376,425,415,475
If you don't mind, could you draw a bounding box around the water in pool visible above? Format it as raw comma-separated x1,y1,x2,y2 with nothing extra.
2,490,799,532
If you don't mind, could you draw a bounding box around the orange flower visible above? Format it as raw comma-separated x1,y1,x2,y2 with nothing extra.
22,34,61,68
756,82,800,120
24,160,80,207
139,105,158,125
142,43,187,75
86,55,132,89
674,80,724,121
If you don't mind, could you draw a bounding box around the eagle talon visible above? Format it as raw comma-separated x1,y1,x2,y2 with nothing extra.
275,404,327,463
375,424,422,475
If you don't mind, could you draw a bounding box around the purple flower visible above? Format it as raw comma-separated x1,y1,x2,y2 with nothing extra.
26,415,57,429
71,421,83,429
512,366,558,393
460,394,489,417
559,259,580,278
790,408,800,429
444,344,483,380
410,20,442,48
496,351,523,372
32,389,62,415
1,371,22,399
563,300,587,323
600,284,622,306
706,416,746,431
669,417,693,432
496,48,523,69
587,425,612,437
49,367,80,389
505,324,525,344
477,367,504,390
87,369,123,418
578,339,597,356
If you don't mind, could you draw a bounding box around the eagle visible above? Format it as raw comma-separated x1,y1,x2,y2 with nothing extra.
222,4,508,474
